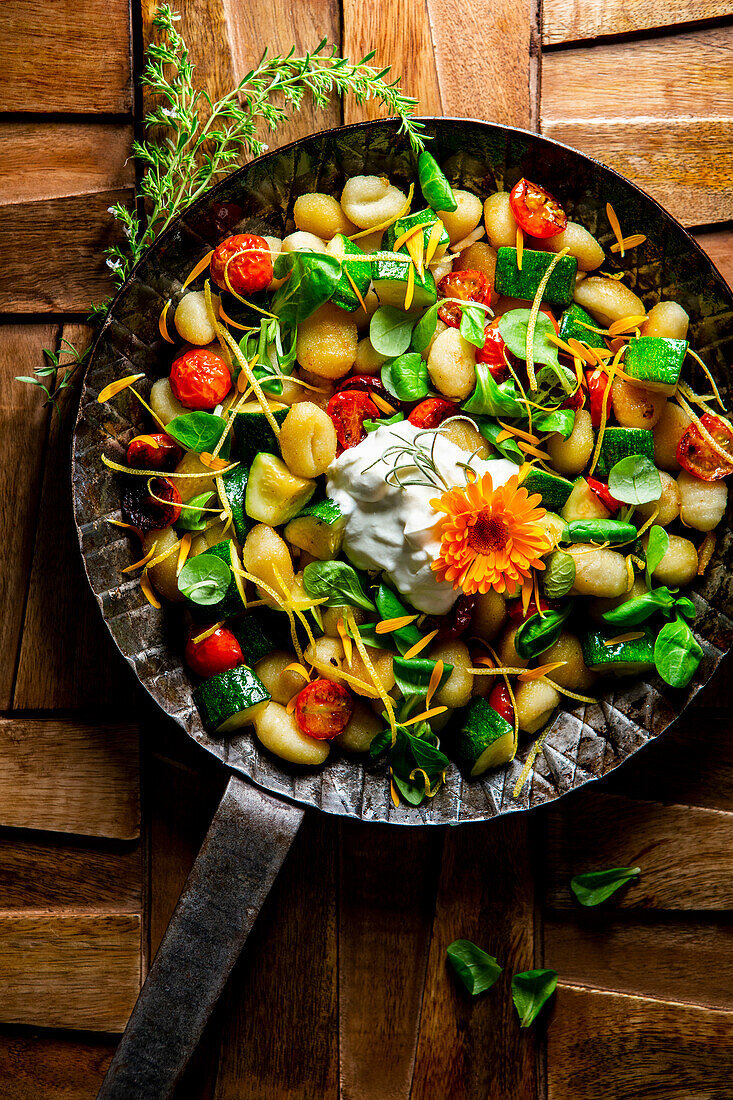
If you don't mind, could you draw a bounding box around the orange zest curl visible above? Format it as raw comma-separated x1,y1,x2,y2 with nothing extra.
430,473,550,596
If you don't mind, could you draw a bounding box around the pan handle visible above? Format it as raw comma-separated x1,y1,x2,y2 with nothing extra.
97,774,304,1099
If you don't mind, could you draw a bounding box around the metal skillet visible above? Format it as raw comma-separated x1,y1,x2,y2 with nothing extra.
72,118,733,1097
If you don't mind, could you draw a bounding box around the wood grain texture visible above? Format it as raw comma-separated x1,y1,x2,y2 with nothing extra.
213,813,338,1100
337,822,442,1100
411,818,538,1100
342,0,443,121
0,325,55,708
0,913,140,1031
427,0,538,127
695,226,733,288
141,0,235,103
0,0,132,113
545,914,733,1009
542,0,733,46
545,792,733,910
547,985,733,1099
0,719,140,840
0,1031,116,1100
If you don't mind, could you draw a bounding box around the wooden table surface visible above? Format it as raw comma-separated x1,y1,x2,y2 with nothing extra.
2,1,733,1096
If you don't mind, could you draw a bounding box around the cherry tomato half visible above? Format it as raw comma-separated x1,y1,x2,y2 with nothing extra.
475,316,510,382
408,397,460,429
509,178,567,239
506,597,554,624
170,348,232,410
126,433,183,471
327,389,380,450
426,592,476,641
677,413,733,481
437,270,491,327
295,679,354,739
584,369,612,429
121,475,182,533
210,233,273,295
489,683,515,725
333,374,391,401
185,626,244,679
560,386,585,412
586,476,622,515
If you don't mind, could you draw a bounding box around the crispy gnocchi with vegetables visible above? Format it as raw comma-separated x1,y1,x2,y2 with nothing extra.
99,152,729,807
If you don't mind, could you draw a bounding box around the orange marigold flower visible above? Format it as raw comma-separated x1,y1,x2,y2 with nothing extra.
430,472,550,596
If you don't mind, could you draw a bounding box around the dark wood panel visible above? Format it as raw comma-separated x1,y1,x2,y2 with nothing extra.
542,0,733,46
0,1031,116,1100
0,832,141,911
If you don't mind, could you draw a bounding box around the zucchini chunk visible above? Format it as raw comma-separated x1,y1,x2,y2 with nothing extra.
327,234,372,312
494,247,577,306
522,468,574,512
284,498,345,560
221,465,252,543
371,256,437,311
193,665,271,733
231,611,280,666
233,401,288,465
595,426,654,478
623,335,688,395
558,302,607,350
204,538,247,618
384,208,450,261
581,627,654,676
245,453,316,526
451,697,516,777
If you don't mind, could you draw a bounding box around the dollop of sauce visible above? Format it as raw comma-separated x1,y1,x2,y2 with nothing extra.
327,421,517,613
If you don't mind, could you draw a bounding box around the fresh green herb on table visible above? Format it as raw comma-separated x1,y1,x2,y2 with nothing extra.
570,866,641,907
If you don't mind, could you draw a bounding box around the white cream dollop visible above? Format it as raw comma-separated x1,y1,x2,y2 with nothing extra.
327,421,516,614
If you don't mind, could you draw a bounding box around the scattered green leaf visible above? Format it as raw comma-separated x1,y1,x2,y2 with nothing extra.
608,454,662,506
514,605,573,660
447,940,503,995
511,969,558,1027
410,302,439,352
271,251,342,324
459,303,486,349
302,560,375,612
176,490,215,532
381,352,430,402
177,553,232,606
542,551,576,599
498,310,561,368
645,525,669,584
370,305,416,357
166,411,229,453
463,364,524,418
418,151,457,211
570,866,641,907
654,615,703,688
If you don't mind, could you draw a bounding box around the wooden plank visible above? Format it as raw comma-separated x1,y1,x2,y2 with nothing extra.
213,813,338,1100
142,0,236,103
0,833,141,912
0,1031,116,1100
547,985,733,1099
342,0,443,122
0,1,132,113
545,792,733,910
545,914,733,1009
542,0,733,47
695,226,733,288
411,818,537,1100
0,718,140,840
337,822,442,1100
0,324,55,708
0,123,135,207
427,0,537,127
13,326,134,710
0,913,140,1031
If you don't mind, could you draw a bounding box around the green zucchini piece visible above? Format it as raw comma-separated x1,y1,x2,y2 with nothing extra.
384,208,449,261
205,538,247,617
372,256,437,311
245,452,316,526
562,478,610,521
581,626,654,677
452,697,515,777
221,465,253,543
284,498,346,560
595,427,654,478
522,468,574,512
537,510,566,543
233,401,288,465
559,303,607,350
623,336,688,395
193,665,271,733
495,247,577,306
231,611,279,666
327,234,372,312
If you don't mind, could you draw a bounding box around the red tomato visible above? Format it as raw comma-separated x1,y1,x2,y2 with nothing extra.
584,369,612,429
475,317,510,381
677,413,733,481
126,433,183,471
509,179,567,238
586,476,621,514
437,270,491,327
507,597,553,623
489,683,515,725
561,386,585,412
121,476,182,533
170,349,232,410
295,679,354,739
333,374,391,401
327,389,380,450
185,626,244,679
210,233,273,295
408,397,460,429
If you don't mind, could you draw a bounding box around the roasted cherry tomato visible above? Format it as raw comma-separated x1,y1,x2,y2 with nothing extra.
295,678,354,739
584,369,612,429
509,178,567,239
475,316,510,381
427,592,476,641
202,201,243,238
185,626,244,679
126,433,183,471
586,476,622,514
327,389,380,450
677,413,733,481
560,385,585,412
170,348,232,410
210,233,273,295
489,683,515,725
408,397,460,429
437,270,491,327
333,374,391,401
121,476,182,533
507,597,554,623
